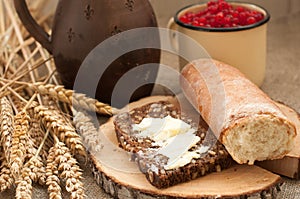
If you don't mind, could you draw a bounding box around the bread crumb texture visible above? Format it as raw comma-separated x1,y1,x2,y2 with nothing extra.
223,114,296,164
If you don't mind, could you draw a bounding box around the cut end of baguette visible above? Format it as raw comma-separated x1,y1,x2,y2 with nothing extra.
223,114,296,165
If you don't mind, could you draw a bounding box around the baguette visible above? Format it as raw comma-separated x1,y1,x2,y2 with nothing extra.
180,58,296,164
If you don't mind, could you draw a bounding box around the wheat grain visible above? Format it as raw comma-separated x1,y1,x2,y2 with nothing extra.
0,97,14,162
34,105,86,157
41,94,57,108
29,82,117,116
10,110,30,180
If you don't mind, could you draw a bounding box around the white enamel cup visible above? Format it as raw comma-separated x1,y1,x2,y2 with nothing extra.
168,2,270,86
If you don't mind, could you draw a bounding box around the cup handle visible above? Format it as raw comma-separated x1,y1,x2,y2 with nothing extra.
167,17,179,52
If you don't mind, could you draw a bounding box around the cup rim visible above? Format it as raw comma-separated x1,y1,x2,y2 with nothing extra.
174,1,271,32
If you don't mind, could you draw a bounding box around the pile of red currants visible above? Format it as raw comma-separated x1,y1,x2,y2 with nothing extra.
179,0,265,28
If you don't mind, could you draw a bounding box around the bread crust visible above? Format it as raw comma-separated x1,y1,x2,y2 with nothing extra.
180,59,296,164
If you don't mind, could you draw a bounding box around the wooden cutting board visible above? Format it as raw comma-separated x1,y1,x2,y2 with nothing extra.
89,95,281,199
257,102,300,179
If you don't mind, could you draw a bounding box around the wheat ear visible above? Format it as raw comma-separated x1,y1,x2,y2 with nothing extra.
55,141,85,199
10,110,30,180
28,117,50,159
46,142,62,199
0,149,14,192
46,138,85,199
27,100,53,160
16,126,51,198
16,154,47,199
73,109,102,152
29,82,118,115
34,105,86,157
0,97,14,162
25,138,46,185
15,166,32,199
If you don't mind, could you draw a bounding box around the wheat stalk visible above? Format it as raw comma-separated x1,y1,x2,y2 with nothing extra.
34,105,86,157
29,82,118,116
0,97,14,162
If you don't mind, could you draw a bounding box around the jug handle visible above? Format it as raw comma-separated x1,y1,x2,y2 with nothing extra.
14,0,52,53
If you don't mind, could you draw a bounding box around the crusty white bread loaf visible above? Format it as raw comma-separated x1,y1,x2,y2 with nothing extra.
180,58,296,164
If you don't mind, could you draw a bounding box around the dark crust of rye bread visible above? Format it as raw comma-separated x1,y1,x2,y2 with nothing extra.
113,101,233,189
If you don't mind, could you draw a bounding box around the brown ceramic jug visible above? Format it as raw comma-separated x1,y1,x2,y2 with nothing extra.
14,0,160,107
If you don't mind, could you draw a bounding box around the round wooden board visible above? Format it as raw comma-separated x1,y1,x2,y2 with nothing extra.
89,95,281,199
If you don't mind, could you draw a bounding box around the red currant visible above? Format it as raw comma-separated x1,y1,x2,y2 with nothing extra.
246,16,256,25
198,17,207,24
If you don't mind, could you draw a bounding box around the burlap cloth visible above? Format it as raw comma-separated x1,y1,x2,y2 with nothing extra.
1,11,299,199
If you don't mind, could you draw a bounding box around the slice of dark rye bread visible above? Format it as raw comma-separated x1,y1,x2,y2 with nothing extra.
113,101,233,189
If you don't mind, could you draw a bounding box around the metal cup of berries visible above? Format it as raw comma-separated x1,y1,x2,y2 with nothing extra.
168,0,270,86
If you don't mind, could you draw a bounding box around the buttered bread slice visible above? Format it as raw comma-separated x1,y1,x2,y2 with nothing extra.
113,101,232,188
